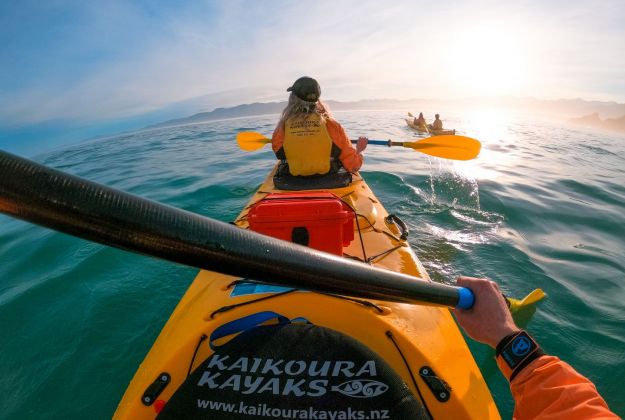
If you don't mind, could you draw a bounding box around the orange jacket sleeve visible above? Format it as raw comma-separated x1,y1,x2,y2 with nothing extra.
326,119,363,172
497,355,617,419
271,124,284,155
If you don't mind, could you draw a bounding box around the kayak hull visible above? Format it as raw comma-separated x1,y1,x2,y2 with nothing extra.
114,166,498,419
406,118,456,136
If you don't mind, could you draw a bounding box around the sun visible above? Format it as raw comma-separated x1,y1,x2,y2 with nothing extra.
445,23,528,96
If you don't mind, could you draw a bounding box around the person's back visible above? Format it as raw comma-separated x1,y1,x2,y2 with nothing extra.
272,77,367,178
432,113,443,130
282,113,333,176
416,112,427,128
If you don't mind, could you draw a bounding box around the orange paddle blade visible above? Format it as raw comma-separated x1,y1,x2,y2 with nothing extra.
237,131,271,151
402,135,481,160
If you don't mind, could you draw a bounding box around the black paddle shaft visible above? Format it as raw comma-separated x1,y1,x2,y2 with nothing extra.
0,150,465,307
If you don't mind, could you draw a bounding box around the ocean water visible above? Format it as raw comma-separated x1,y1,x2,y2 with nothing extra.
1,110,624,418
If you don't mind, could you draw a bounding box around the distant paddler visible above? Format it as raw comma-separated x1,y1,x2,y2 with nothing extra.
413,112,427,130
430,113,444,131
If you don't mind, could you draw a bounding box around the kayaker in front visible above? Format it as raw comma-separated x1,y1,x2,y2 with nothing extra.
271,76,368,190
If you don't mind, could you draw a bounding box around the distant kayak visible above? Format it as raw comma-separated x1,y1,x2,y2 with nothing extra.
405,118,456,136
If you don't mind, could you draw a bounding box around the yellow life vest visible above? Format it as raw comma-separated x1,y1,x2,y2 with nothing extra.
283,114,333,176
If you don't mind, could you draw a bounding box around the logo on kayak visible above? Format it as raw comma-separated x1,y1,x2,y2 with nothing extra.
195,355,387,398
332,379,388,398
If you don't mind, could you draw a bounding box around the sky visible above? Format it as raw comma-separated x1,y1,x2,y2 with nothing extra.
1,0,624,155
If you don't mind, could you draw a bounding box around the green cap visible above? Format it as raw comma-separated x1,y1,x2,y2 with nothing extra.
287,76,321,103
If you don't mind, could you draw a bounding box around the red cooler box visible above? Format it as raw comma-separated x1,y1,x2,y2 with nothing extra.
248,192,354,255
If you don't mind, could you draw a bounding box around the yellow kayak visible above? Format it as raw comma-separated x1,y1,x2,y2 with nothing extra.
113,166,499,419
406,118,456,136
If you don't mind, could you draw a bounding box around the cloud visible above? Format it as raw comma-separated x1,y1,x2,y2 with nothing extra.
1,0,624,128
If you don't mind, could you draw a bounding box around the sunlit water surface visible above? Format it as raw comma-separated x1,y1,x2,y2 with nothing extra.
1,110,624,418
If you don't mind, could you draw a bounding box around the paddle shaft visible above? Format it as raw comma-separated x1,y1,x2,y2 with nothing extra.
0,150,473,308
351,139,416,147
238,131,480,160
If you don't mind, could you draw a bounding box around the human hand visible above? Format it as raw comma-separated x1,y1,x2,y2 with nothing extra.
356,136,368,153
452,276,519,348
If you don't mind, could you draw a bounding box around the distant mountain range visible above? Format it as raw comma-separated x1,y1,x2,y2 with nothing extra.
146,102,286,129
146,99,420,129
568,113,625,134
146,97,625,130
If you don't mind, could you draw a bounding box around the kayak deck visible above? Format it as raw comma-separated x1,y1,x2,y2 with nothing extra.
114,167,498,419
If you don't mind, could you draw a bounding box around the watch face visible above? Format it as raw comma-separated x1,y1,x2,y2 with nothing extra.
501,331,538,369
511,336,532,357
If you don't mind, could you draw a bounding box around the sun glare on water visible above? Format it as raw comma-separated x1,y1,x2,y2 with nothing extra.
454,109,518,181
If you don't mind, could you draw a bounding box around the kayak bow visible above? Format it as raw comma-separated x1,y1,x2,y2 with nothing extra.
113,165,499,419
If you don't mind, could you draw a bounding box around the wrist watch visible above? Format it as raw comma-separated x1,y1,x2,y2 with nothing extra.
496,330,544,381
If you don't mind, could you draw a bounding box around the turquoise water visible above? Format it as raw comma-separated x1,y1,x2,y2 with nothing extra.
1,110,624,418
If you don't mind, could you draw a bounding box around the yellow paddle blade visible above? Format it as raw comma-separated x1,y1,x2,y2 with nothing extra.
408,112,414,117
507,289,547,313
236,131,271,151
402,135,481,161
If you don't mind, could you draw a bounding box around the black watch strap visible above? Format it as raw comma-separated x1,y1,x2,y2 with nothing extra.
496,330,544,381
